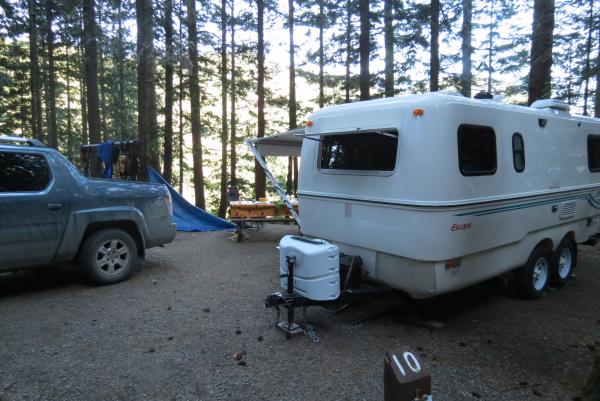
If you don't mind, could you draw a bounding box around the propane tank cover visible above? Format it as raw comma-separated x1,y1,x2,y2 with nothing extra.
279,235,340,301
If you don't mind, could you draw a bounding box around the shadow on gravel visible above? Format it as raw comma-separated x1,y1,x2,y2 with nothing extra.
0,265,82,298
336,277,516,330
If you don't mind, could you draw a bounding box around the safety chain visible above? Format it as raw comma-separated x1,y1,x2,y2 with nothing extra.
303,324,320,343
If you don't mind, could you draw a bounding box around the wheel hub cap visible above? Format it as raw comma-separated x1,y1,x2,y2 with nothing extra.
96,239,129,275
558,248,572,279
532,257,549,291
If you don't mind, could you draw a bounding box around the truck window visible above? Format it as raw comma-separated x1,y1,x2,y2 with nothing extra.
512,133,525,172
588,135,600,172
319,130,398,171
457,124,497,176
0,152,51,192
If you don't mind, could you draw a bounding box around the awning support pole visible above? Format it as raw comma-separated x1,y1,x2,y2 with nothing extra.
245,140,302,230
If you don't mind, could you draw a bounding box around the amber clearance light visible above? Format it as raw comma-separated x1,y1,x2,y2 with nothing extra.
412,108,425,117
306,120,314,127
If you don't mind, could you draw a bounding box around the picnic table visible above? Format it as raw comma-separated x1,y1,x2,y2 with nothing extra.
229,200,299,241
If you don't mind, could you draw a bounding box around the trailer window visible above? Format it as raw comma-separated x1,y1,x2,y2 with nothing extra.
512,133,525,172
457,124,497,176
588,135,600,172
320,130,398,171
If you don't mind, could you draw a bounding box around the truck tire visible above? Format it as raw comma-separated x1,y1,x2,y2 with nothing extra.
550,238,575,287
516,246,551,299
78,228,137,285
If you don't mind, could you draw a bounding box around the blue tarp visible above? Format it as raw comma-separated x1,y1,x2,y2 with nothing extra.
97,141,114,178
148,167,236,232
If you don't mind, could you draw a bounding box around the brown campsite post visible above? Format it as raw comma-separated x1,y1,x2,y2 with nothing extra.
384,349,432,401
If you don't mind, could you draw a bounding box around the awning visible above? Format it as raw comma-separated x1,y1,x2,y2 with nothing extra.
247,127,304,157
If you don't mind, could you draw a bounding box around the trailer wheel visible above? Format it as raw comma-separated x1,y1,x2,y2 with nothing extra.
550,239,575,287
516,247,551,299
78,228,137,285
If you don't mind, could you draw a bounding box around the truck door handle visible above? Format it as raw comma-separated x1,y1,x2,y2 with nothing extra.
48,203,62,211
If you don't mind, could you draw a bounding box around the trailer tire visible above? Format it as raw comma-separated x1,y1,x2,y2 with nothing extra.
516,247,551,299
78,228,137,285
550,239,575,287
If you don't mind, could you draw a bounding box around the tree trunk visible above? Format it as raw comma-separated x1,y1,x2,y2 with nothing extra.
178,60,184,194
27,0,42,141
358,0,369,101
45,0,57,148
83,0,102,177
178,0,184,194
345,0,351,103
116,0,126,138
136,0,159,181
288,0,297,194
429,0,440,92
486,0,494,94
217,0,229,218
384,0,394,98
187,0,206,208
582,0,594,116
97,2,107,140
460,0,472,97
229,0,237,187
66,41,73,158
595,27,600,118
527,0,555,105
318,0,324,108
255,0,266,199
79,22,88,147
163,0,174,183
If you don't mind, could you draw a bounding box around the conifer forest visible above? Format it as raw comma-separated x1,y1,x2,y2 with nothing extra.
0,0,599,215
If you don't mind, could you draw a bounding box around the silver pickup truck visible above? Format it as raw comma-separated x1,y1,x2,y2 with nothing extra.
0,136,176,284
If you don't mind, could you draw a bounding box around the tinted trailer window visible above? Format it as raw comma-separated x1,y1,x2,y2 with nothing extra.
320,130,398,171
457,124,497,176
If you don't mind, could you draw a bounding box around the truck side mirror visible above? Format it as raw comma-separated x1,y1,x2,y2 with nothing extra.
384,349,432,401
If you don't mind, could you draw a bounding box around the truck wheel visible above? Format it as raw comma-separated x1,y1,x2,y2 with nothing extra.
78,228,137,285
516,246,551,299
550,239,575,287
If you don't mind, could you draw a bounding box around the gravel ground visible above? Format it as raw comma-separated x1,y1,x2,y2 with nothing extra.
0,225,599,401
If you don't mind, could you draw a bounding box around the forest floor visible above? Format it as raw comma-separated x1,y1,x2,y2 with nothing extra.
0,225,599,401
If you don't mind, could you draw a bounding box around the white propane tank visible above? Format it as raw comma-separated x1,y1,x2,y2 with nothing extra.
279,235,340,301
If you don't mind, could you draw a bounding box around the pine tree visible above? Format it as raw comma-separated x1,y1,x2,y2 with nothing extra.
461,0,472,97
229,0,237,188
383,0,394,97
582,0,595,115
358,0,369,100
45,0,57,148
186,0,205,208
136,0,159,180
217,0,229,218
83,0,102,176
288,0,297,194
528,0,555,104
254,0,266,199
595,27,600,117
28,0,42,141
163,0,174,183
430,0,440,92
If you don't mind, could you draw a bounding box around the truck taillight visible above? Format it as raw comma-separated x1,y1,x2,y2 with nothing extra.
165,196,173,216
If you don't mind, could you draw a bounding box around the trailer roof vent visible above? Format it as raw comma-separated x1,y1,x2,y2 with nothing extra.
530,99,570,114
474,92,493,100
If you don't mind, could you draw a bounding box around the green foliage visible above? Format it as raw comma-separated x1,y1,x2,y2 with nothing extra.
0,0,599,211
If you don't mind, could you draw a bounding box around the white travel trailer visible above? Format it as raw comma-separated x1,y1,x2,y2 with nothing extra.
250,93,600,300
